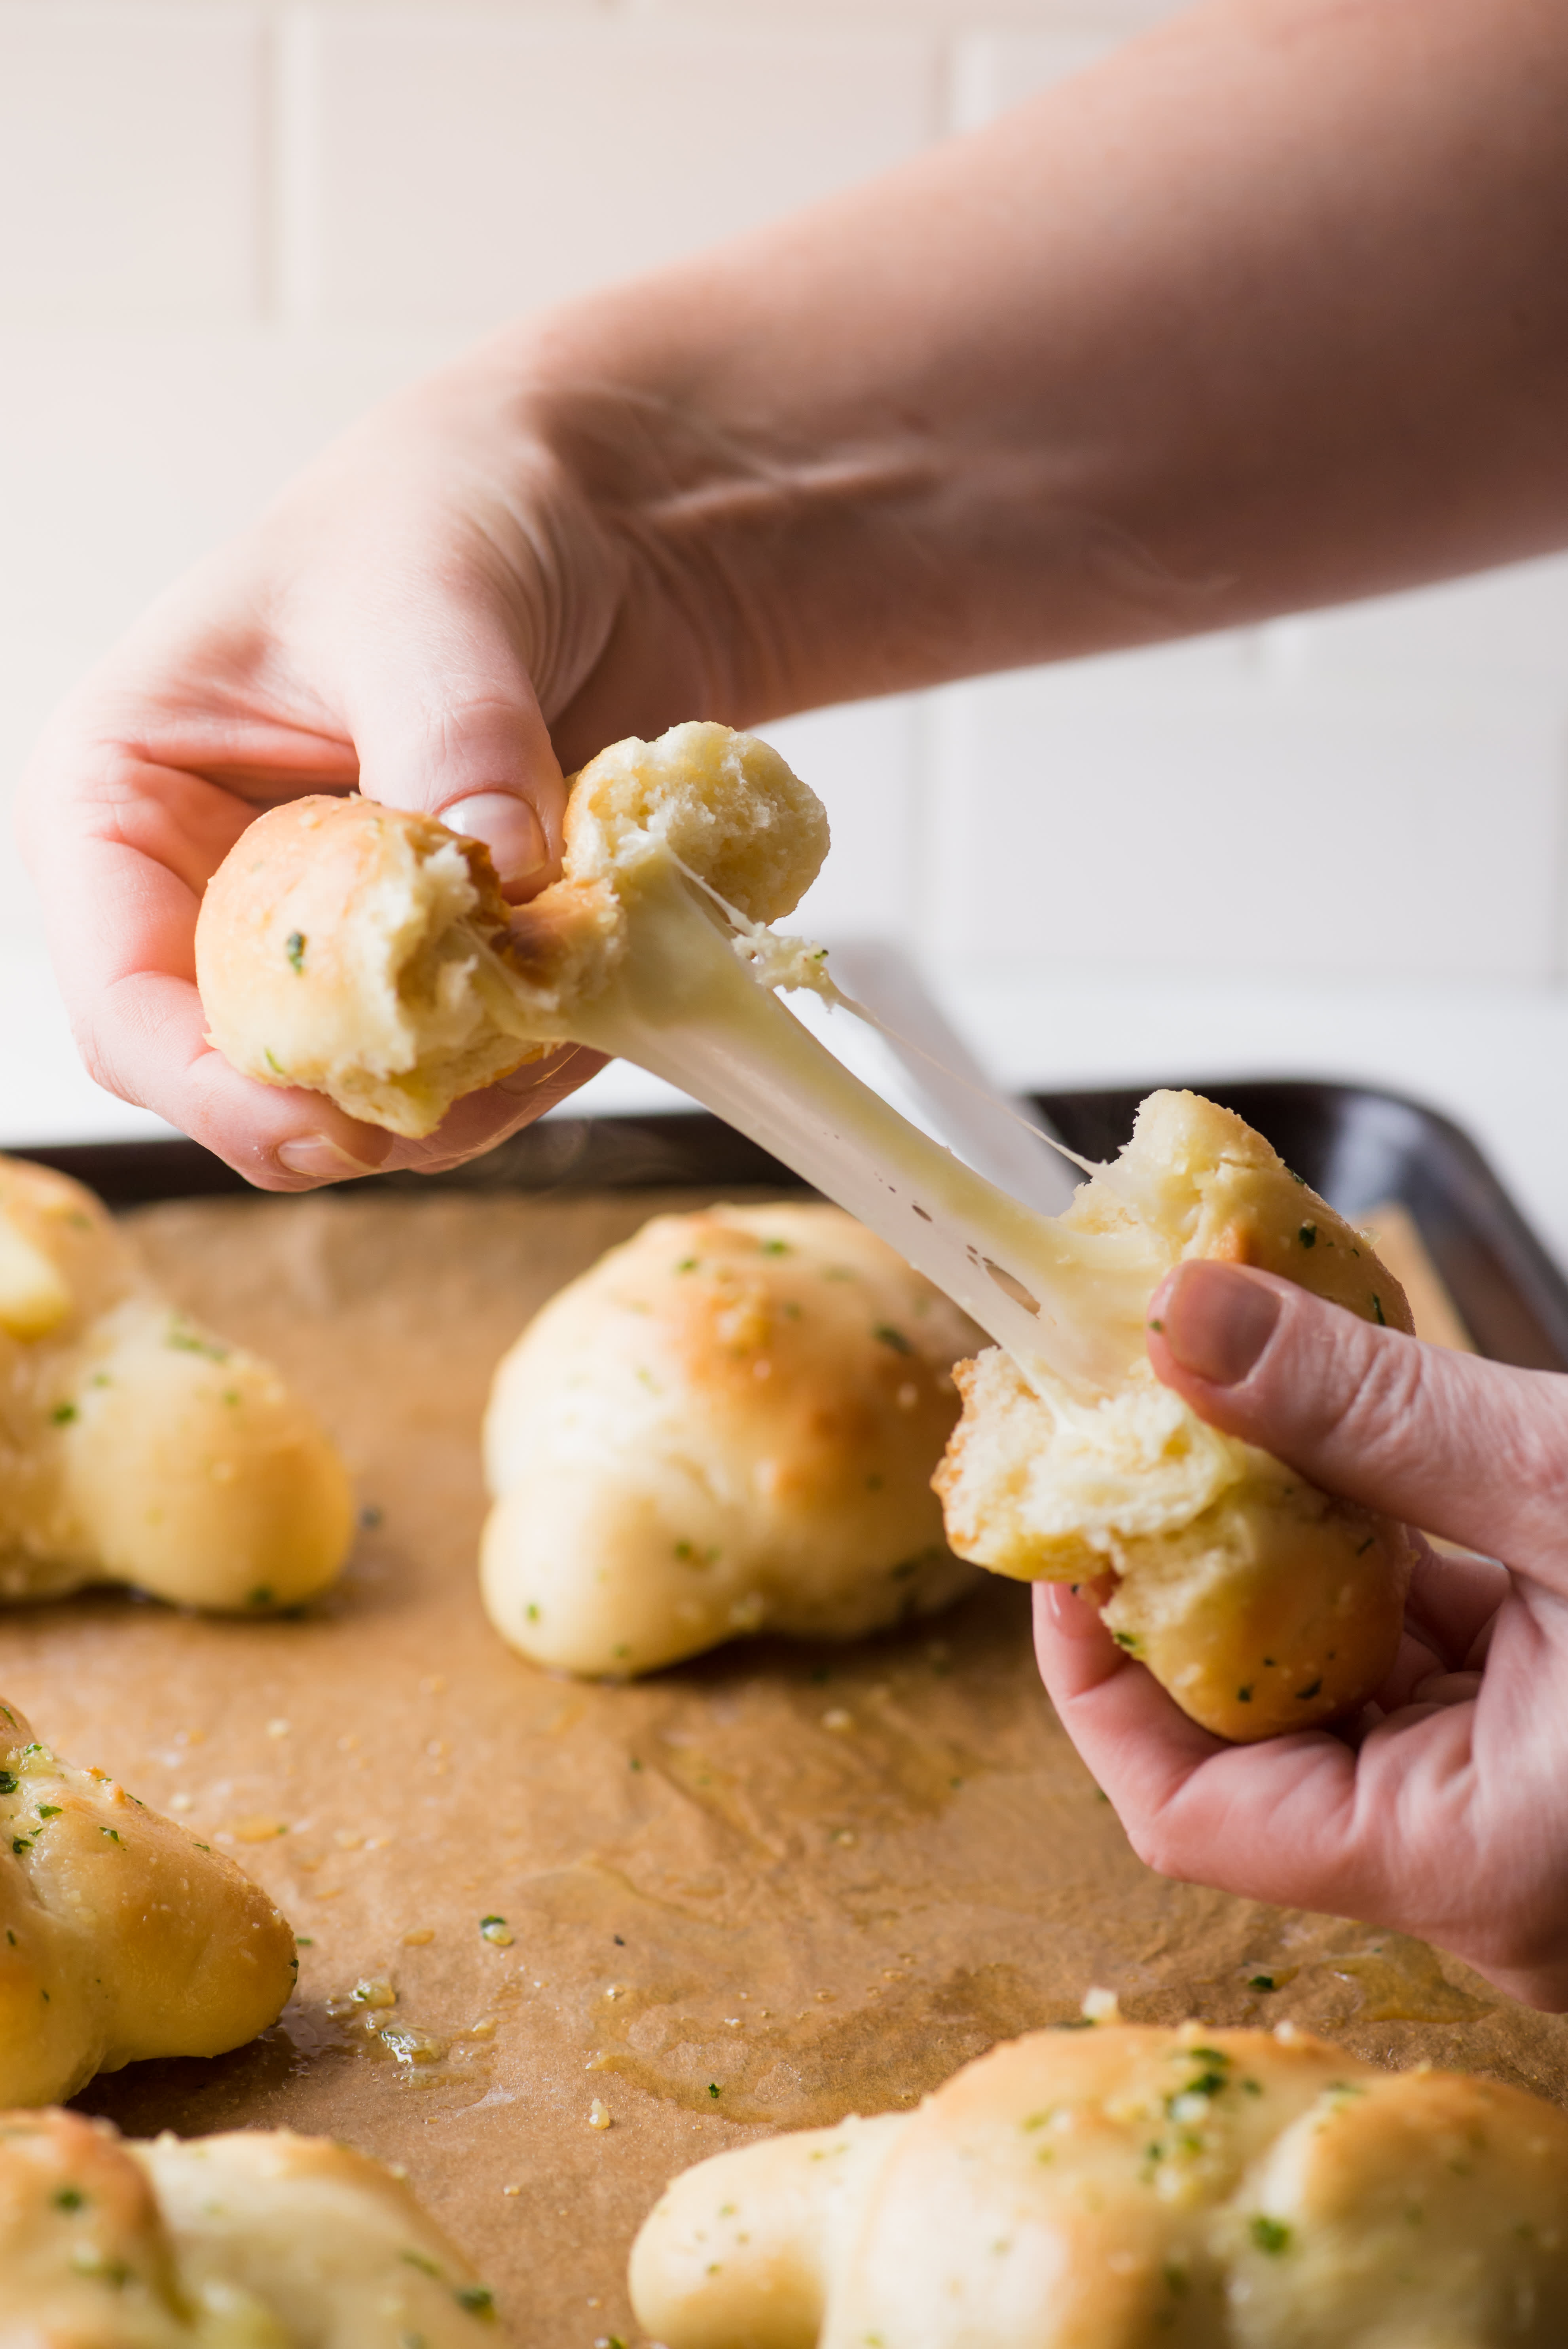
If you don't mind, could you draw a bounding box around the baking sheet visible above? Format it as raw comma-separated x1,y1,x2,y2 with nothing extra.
1,1186,1549,2344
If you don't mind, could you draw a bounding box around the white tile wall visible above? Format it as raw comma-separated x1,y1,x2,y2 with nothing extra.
288,15,941,328
764,697,925,941
0,4,267,323
1,0,1566,1183
933,647,1568,982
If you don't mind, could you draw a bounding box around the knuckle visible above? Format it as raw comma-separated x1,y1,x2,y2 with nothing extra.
1122,1797,1191,1884
1298,1315,1434,1473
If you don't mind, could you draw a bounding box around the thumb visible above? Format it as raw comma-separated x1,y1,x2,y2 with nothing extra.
342,608,568,902
1147,1260,1568,1574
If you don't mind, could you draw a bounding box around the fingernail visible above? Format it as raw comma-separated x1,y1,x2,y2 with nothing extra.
1158,1261,1282,1386
444,792,548,894
497,1044,583,1097
275,1134,389,1183
1043,1582,1106,1640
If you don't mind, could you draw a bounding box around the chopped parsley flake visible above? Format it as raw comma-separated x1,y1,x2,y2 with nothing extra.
1248,1975,1276,1992
1250,2216,1292,2256
1294,1679,1323,1701
36,1805,59,1819
1298,1223,1317,1249
53,2185,85,2211
708,2082,721,2098
285,931,307,973
1372,1294,1387,1326
166,1326,228,1361
49,1402,77,1425
0,1772,15,1796
454,2285,497,2319
873,1322,912,1354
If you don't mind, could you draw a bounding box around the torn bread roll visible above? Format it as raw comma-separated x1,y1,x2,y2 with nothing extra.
631,2019,1568,2349
935,1091,1417,1741
0,1151,354,1611
0,1692,296,2107
195,721,829,1139
481,1202,979,1677
0,2107,498,2343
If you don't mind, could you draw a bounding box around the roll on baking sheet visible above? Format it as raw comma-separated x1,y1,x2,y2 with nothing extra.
9,1184,1558,2346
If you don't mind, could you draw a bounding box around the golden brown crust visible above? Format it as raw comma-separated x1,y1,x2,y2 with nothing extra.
195,794,540,1138
481,1202,979,1676
195,726,831,1139
0,1693,296,2107
935,1092,1416,1740
0,1150,353,1614
631,2022,1568,2349
0,2109,497,2342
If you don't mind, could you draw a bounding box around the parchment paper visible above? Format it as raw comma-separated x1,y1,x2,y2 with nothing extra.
0,1186,1545,2344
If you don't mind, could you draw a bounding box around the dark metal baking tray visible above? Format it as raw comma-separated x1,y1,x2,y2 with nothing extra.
18,1077,1568,1373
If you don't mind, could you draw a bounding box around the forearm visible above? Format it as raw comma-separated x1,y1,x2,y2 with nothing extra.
470,0,1568,742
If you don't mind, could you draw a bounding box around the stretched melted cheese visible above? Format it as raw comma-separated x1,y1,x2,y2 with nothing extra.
935,1091,1416,1740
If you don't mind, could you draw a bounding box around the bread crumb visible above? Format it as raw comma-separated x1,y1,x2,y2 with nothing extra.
265,1719,290,1739
401,1927,434,1947
588,2099,612,2131
1082,1987,1121,2024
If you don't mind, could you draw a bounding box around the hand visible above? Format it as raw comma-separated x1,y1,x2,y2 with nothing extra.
1033,1258,1568,2009
14,349,724,1188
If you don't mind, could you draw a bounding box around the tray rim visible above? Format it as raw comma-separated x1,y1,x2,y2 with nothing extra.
13,1074,1568,1371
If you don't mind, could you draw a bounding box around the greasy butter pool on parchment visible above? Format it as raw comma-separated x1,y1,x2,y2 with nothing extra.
0,1186,1543,2349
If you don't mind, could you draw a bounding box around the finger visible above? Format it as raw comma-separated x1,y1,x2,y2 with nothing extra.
1147,1260,1568,1573
339,603,568,901
1030,1575,1399,1923
377,1045,607,1177
89,973,394,1191
1372,1623,1450,1713
1404,1535,1509,1667
1032,1581,1457,1931
1032,1581,1228,1804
